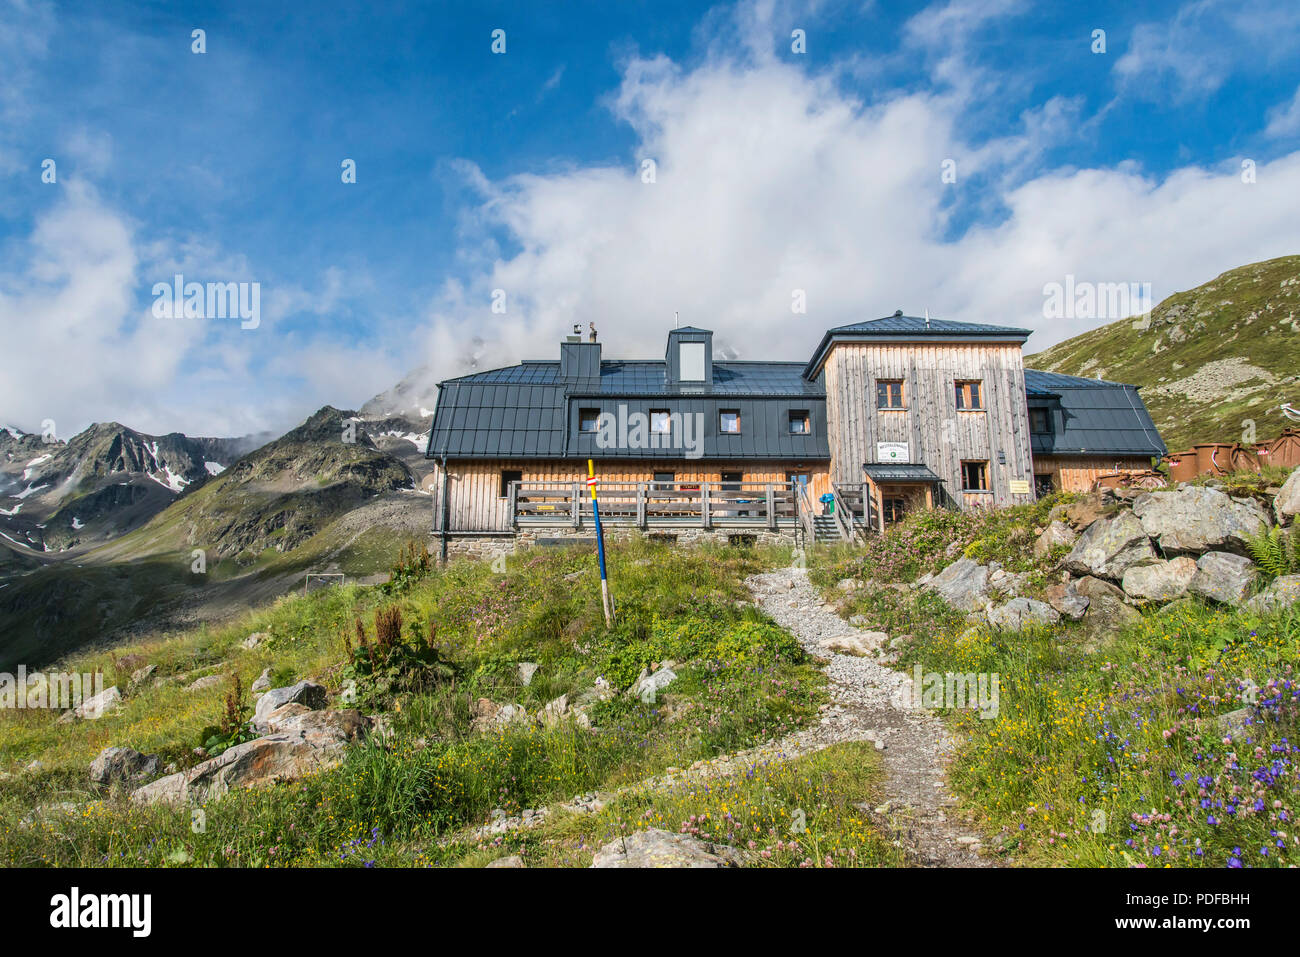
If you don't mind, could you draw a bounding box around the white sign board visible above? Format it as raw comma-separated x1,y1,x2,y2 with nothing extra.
876,442,910,463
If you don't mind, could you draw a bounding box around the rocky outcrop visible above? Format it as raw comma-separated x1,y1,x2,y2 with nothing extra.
252,680,328,731
923,558,991,611
1131,486,1270,554
1275,466,1300,524
1121,557,1197,602
90,746,160,786
1188,552,1258,604
1062,512,1157,579
131,708,371,807
1075,576,1140,635
985,597,1060,630
1045,580,1089,620
590,828,745,868
1034,520,1078,557
1246,574,1300,612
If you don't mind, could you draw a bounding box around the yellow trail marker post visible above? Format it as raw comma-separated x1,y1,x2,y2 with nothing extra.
587,459,614,626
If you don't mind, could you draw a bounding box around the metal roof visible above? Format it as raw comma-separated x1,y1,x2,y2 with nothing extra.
804,314,1032,378
439,360,822,396
1024,369,1166,457
863,463,943,483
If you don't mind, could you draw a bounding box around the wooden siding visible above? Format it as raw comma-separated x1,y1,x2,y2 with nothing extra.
435,459,831,531
822,342,1036,507
1032,454,1154,493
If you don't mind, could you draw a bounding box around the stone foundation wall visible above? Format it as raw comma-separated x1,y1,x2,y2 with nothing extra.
434,525,803,562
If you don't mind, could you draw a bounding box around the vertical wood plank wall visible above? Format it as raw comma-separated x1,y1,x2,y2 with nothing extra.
434,459,832,531
1033,454,1154,493
822,341,1036,507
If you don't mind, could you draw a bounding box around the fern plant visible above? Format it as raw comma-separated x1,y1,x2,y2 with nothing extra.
1247,525,1300,579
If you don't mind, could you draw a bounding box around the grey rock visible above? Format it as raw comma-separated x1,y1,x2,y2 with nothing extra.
127,664,156,694
590,828,745,868
985,597,1061,630
89,746,160,786
486,855,525,868
1045,580,1089,620
1075,576,1141,635
540,694,569,727
923,558,990,611
187,674,224,692
252,680,328,731
241,632,268,650
1188,551,1258,604
1245,574,1300,612
74,686,122,720
517,662,540,686
1121,557,1198,602
1063,512,1157,579
1034,520,1078,558
1132,486,1270,554
251,668,272,694
633,667,678,702
1275,466,1300,524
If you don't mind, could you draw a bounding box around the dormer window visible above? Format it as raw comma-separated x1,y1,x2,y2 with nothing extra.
679,342,706,381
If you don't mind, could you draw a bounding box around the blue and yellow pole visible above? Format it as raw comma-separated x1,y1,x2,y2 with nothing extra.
587,458,614,626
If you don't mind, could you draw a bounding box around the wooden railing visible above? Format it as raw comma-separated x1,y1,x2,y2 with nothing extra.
794,481,816,543
832,483,875,537
511,481,799,531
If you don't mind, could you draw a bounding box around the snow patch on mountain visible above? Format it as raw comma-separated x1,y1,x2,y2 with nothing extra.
205,461,226,475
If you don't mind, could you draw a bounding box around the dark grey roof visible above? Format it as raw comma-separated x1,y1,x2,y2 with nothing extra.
1024,369,1166,457
805,315,1032,378
863,463,943,483
427,359,828,460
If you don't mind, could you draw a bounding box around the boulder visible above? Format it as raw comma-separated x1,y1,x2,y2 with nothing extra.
1131,486,1270,554
1062,512,1157,579
923,558,991,611
1034,520,1078,557
1045,580,1089,620
486,855,525,868
517,662,540,686
590,828,745,868
74,686,122,720
127,664,156,694
1246,574,1300,613
1188,552,1258,604
252,680,328,730
632,667,678,702
1075,576,1140,635
89,746,160,786
187,674,224,692
985,597,1061,631
1275,466,1300,524
540,694,569,728
251,668,272,694
131,709,369,807
1121,557,1198,602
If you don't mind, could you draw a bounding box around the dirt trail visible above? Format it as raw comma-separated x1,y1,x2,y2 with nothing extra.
747,566,996,867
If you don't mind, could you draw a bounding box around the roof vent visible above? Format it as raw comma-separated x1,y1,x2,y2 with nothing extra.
893,309,903,317
565,323,581,343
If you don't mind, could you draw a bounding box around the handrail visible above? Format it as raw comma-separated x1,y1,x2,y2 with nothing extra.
830,484,856,542
794,482,816,543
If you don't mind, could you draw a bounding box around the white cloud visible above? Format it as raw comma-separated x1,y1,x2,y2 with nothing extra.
1266,86,1300,139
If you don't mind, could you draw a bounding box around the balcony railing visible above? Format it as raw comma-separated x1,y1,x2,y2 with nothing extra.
509,480,800,530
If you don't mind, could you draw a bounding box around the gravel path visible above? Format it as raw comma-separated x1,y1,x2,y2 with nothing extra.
747,565,996,867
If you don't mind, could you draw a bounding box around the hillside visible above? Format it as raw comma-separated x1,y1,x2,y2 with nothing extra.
0,407,428,669
1026,255,1300,452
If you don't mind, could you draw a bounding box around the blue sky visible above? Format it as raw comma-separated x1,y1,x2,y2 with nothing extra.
2,0,1298,437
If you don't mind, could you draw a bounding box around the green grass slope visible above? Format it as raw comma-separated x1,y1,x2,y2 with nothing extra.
1026,255,1300,452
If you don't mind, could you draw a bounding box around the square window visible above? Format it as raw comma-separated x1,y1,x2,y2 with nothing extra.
719,410,740,433
876,380,905,409
499,470,522,498
788,410,810,434
955,380,983,410
578,408,600,433
653,471,675,487
961,461,989,491
1029,407,1051,433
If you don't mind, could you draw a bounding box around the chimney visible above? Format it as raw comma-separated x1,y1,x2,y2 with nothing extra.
560,325,601,380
